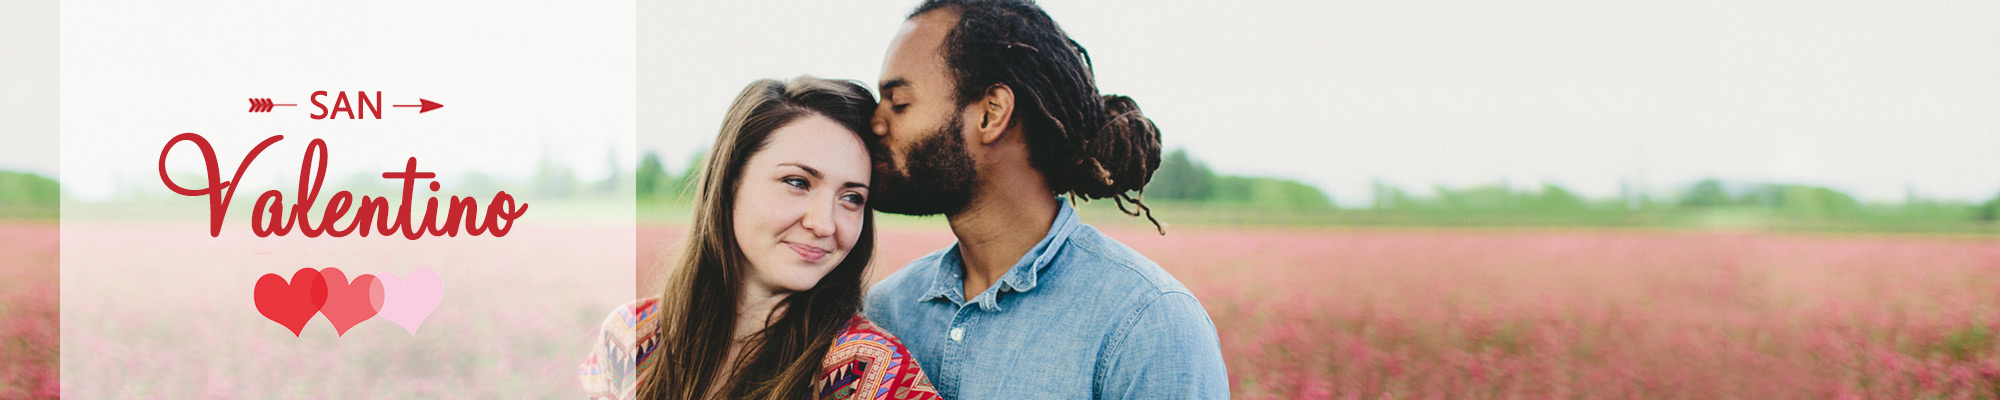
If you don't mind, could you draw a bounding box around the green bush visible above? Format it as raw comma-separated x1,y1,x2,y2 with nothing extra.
0,170,59,219
1148,149,1215,201
1140,148,1333,209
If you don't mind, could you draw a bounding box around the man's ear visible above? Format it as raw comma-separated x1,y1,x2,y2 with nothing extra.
975,83,1015,145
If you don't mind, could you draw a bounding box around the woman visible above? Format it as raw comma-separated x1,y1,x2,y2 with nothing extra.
580,76,939,400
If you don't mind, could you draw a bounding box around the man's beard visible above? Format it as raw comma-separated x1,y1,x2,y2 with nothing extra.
870,115,977,216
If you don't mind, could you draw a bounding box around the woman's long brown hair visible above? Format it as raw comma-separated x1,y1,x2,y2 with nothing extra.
637,76,879,400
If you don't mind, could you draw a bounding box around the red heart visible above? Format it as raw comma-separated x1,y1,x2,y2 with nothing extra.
318,267,384,337
253,268,327,337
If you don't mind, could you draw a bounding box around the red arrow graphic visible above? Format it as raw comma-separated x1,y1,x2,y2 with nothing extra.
247,98,296,113
392,99,443,113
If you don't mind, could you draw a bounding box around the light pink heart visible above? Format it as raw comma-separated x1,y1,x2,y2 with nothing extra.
377,267,442,335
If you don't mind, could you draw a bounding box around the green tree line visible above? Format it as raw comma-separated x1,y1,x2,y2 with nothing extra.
0,171,59,219
14,144,2000,231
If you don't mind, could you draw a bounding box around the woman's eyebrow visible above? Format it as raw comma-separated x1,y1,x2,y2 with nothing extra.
778,162,822,178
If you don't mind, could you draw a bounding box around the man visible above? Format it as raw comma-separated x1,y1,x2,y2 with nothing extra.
862,0,1229,398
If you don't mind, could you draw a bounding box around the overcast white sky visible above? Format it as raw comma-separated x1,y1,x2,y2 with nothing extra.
55,0,634,202
12,0,1999,204
642,0,2000,204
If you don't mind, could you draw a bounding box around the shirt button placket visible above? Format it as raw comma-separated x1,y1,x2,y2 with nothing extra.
940,306,977,393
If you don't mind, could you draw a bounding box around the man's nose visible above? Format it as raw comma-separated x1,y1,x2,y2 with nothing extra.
871,104,891,138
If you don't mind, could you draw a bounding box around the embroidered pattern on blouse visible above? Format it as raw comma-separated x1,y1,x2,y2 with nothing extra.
579,299,937,400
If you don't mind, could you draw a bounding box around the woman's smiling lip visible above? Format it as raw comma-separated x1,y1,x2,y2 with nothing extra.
786,242,830,263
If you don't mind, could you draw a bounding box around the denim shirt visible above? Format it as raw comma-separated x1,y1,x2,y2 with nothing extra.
864,198,1229,399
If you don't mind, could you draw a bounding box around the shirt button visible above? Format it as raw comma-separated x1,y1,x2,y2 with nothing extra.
949,327,964,341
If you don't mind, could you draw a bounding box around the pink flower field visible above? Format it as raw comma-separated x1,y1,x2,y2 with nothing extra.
0,223,58,399
1115,228,2000,399
55,221,634,399
11,220,1998,398
647,225,2000,399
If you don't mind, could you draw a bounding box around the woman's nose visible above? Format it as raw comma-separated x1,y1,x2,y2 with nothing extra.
800,196,836,238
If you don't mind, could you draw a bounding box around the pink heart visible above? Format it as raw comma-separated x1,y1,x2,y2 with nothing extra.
377,267,442,335
318,268,384,337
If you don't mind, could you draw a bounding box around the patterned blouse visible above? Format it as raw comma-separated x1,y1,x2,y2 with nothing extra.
579,297,941,400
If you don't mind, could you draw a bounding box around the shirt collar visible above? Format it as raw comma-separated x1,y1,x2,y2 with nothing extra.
918,197,1082,311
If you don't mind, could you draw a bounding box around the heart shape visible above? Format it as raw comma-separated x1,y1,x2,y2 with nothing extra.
318,267,385,337
253,268,328,337
377,267,442,335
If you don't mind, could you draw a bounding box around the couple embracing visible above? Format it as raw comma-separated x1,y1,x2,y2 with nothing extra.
581,1,1227,398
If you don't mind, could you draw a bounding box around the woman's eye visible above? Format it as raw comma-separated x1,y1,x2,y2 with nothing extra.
841,193,866,205
782,177,809,190
891,104,909,113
